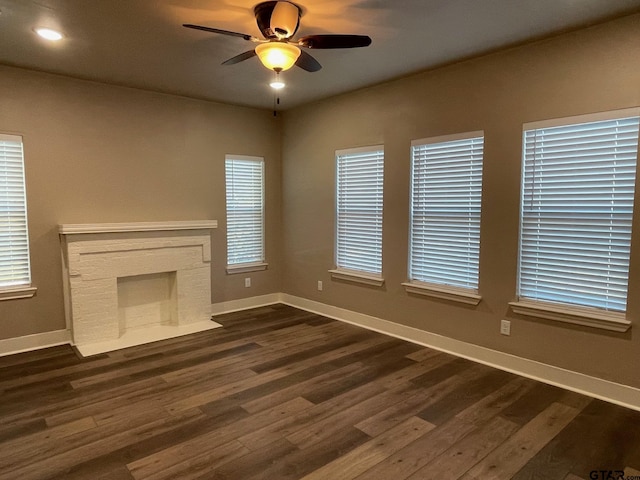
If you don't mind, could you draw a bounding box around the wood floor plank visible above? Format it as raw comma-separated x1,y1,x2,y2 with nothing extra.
417,368,516,425
0,416,98,463
199,437,298,480
463,402,582,480
166,362,314,413
126,397,314,479
129,439,250,480
0,417,47,443
250,319,348,347
244,426,370,480
90,399,166,427
250,331,372,373
0,345,76,369
43,378,174,427
240,361,367,414
353,416,478,480
238,381,386,451
301,347,419,404
405,416,519,480
0,350,138,391
287,382,422,449
355,363,489,437
68,341,260,389
83,464,136,480
405,347,450,363
0,347,100,382
0,408,206,480
512,399,640,480
157,353,259,385
499,381,565,426
374,352,457,389
58,404,243,480
564,475,586,480
454,376,535,426
1,375,169,427
156,368,259,409
410,356,476,388
299,416,435,480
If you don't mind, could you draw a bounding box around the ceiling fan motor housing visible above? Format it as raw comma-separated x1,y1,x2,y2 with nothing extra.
255,1,301,39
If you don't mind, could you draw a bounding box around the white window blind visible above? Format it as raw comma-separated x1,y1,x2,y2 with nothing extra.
409,133,483,291
225,156,265,266
518,112,640,312
336,146,384,276
0,134,31,289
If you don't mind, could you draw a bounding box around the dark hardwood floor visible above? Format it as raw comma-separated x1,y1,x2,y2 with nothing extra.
1,304,640,480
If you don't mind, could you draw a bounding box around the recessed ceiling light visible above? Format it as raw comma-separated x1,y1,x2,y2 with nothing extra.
270,80,285,90
35,28,63,41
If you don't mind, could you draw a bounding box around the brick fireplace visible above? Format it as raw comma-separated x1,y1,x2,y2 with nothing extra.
59,221,220,356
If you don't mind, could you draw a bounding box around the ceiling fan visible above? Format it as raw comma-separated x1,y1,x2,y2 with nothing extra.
183,0,372,74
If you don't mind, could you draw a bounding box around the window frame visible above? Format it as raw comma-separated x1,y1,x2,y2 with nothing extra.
224,154,268,274
402,131,484,305
330,145,385,286
510,108,640,332
0,133,36,301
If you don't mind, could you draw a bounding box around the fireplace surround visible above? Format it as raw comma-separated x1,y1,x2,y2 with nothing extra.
59,221,220,356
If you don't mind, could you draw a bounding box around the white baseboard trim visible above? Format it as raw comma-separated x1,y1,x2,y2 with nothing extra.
211,293,281,316
280,293,640,412
0,329,71,357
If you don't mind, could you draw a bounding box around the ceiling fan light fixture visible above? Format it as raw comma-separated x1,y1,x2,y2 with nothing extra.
270,1,300,38
255,42,300,71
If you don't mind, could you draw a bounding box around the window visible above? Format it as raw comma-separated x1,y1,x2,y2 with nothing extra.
0,134,35,300
511,110,640,332
330,146,384,286
403,132,483,305
224,155,267,273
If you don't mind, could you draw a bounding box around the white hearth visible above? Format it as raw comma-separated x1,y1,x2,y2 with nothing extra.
59,221,220,356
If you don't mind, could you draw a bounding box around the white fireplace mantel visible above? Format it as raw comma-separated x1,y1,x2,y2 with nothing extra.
59,220,220,356
58,220,218,235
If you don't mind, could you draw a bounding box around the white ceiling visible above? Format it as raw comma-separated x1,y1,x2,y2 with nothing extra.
1,0,640,111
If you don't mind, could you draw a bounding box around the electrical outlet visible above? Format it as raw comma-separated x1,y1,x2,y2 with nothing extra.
244,277,251,288
500,319,511,336
317,280,323,291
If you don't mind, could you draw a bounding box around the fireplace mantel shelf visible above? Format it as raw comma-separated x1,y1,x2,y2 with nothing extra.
59,220,218,235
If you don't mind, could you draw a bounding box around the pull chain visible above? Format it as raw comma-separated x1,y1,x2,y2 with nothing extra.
270,70,284,117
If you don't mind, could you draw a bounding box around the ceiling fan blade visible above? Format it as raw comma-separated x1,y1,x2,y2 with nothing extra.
298,34,372,49
183,24,257,42
295,50,322,72
222,50,257,66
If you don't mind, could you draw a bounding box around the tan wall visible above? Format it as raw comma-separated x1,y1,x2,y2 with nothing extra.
281,14,640,388
0,66,282,340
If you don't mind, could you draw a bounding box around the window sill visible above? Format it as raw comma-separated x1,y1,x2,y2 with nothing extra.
402,281,481,306
329,269,385,287
226,262,268,275
509,300,631,332
0,286,37,301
